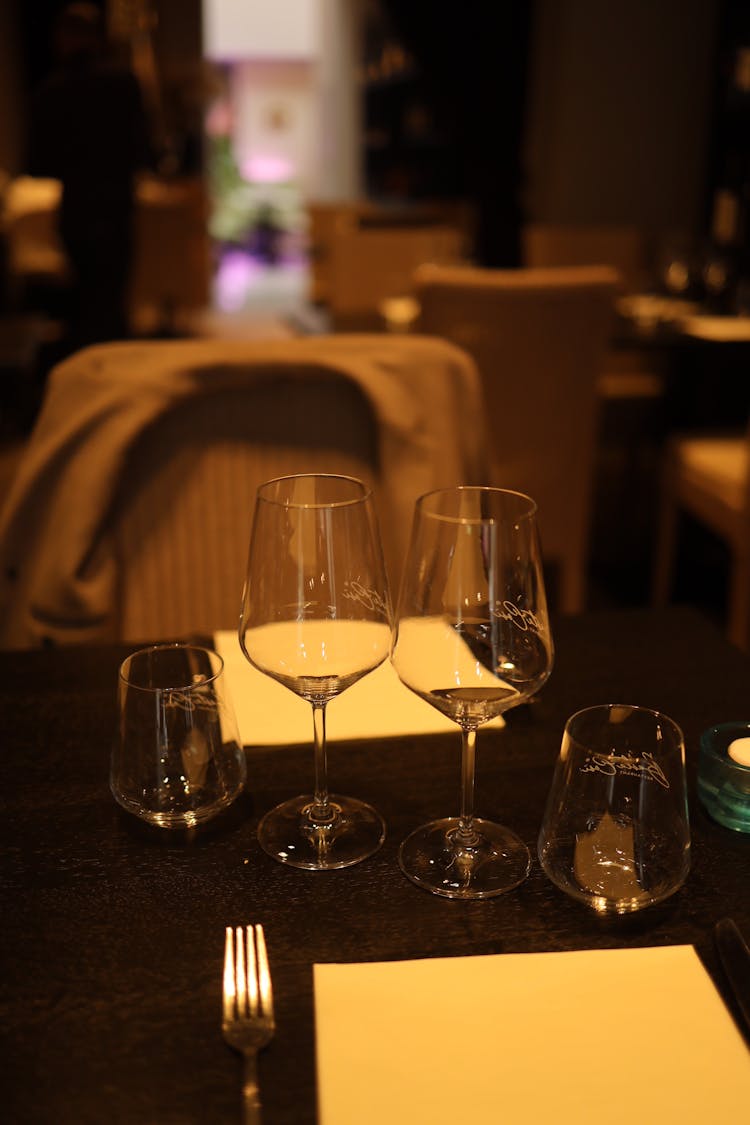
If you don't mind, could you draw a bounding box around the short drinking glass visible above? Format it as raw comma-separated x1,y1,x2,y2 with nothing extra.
538,704,691,913
111,643,246,828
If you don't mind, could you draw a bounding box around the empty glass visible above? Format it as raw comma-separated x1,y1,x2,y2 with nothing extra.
111,643,246,828
538,704,690,913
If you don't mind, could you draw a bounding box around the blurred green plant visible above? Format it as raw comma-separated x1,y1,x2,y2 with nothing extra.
207,135,304,247
207,134,256,243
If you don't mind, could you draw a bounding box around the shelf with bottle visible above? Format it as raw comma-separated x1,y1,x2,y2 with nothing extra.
360,31,417,89
359,7,462,204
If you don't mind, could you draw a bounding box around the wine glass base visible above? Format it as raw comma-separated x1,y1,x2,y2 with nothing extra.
257,794,386,870
398,817,531,899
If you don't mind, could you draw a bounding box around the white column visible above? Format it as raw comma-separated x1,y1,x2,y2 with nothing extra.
313,0,363,201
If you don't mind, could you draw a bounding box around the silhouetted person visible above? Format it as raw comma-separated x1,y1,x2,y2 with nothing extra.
251,203,283,265
27,3,152,350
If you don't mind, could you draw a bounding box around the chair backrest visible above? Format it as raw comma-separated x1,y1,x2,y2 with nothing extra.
1,176,68,290
327,223,466,329
413,263,620,612
1,175,210,329
113,373,382,640
522,222,648,293
306,199,474,308
306,201,375,305
128,176,211,333
0,334,489,646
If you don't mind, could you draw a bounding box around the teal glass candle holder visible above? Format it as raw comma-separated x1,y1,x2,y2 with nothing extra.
698,721,750,833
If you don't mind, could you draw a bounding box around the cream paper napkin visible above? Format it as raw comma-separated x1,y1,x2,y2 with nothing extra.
214,631,503,746
314,946,750,1125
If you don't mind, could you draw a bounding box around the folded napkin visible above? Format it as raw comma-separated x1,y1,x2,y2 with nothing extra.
214,631,503,746
314,946,750,1125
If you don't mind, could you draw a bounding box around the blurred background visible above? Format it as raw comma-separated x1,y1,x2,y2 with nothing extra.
1,0,743,327
1,0,749,625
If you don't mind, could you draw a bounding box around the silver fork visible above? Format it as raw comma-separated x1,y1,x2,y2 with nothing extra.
222,924,276,1125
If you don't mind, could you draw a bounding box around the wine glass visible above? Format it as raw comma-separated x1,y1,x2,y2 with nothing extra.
391,486,554,898
239,474,392,870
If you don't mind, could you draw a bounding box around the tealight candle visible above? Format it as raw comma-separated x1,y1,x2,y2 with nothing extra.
727,737,750,767
698,722,750,832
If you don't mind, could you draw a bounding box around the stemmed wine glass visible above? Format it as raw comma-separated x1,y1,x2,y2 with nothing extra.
391,486,554,898
239,474,392,870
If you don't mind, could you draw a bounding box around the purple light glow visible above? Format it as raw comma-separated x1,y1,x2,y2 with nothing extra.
240,154,294,183
214,250,266,311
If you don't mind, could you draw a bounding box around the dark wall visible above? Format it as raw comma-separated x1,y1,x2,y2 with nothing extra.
18,0,108,90
5,0,203,177
379,0,533,267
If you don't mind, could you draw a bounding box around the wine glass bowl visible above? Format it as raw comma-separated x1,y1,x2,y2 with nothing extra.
239,474,391,870
391,486,554,898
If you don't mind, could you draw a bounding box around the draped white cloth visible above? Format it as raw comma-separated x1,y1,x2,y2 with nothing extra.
0,334,489,647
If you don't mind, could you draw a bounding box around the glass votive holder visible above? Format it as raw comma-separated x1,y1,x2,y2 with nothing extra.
698,721,750,834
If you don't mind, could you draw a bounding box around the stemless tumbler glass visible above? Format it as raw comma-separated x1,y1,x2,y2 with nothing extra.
538,704,691,913
391,486,554,899
111,643,246,828
239,474,392,870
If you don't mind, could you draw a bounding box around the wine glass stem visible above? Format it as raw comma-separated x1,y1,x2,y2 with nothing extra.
309,701,334,824
457,726,480,847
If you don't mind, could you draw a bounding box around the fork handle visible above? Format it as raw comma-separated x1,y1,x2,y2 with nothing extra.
242,1050,262,1125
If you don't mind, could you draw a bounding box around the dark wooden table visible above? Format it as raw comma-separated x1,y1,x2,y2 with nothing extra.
613,307,750,428
2,607,749,1124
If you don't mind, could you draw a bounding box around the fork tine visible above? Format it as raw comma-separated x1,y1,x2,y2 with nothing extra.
255,924,274,1022
247,925,259,1016
223,926,235,1022
235,926,248,1017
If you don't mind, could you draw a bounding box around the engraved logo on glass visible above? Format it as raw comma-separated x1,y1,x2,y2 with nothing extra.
164,675,216,713
343,579,389,614
491,600,544,634
580,751,670,789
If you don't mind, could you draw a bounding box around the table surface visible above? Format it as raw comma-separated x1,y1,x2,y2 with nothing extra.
2,607,749,1124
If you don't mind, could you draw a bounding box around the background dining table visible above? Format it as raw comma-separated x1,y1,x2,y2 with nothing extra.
613,300,750,428
1,606,749,1124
